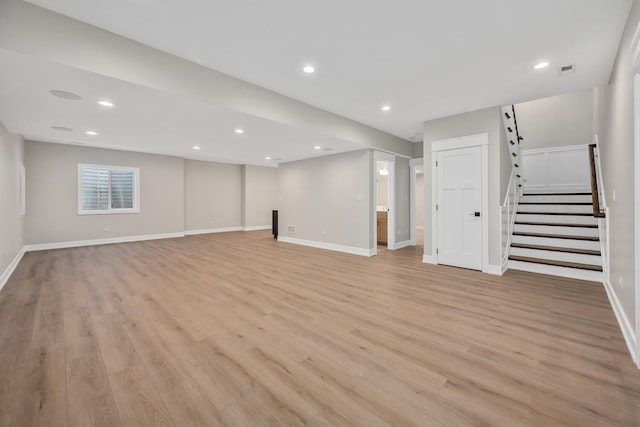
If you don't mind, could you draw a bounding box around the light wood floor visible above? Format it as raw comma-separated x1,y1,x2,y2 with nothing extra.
1,230,639,426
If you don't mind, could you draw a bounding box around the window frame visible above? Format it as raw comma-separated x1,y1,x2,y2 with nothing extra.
77,163,140,215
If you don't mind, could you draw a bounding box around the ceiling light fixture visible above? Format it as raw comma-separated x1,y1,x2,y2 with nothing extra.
265,156,272,160
49,90,82,101
381,105,391,111
534,61,550,70
314,146,321,150
193,145,201,150
235,129,244,134
85,130,98,136
98,100,114,107
379,168,389,176
303,65,315,74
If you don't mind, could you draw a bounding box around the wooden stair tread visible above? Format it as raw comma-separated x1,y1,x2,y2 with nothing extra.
512,231,599,241
510,243,601,256
514,221,598,228
516,212,593,216
522,192,591,196
518,202,591,205
509,255,603,271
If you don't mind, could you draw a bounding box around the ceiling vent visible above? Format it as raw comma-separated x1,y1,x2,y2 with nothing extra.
559,64,576,76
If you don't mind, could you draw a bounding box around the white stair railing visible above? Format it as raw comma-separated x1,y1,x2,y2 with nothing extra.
501,167,519,268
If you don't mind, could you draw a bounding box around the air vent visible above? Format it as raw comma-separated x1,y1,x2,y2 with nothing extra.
559,64,576,76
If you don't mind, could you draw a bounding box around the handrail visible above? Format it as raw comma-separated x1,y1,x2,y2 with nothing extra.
501,105,524,196
589,143,605,218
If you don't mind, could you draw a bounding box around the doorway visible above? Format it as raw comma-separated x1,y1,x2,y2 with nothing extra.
373,151,395,253
409,158,424,249
431,134,488,271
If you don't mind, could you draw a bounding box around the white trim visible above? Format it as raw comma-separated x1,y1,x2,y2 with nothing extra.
422,254,435,264
242,225,271,232
431,134,489,272
635,73,640,366
277,236,375,257
185,227,242,235
77,163,141,215
19,165,25,217
430,133,489,152
0,247,26,292
24,232,184,251
508,260,603,282
373,151,396,250
395,240,410,249
604,275,638,366
521,144,590,155
483,264,503,276
501,258,509,275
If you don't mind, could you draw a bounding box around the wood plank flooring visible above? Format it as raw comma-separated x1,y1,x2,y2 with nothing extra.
0,230,638,426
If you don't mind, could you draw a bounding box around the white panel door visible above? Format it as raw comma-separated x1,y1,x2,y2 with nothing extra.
436,146,482,270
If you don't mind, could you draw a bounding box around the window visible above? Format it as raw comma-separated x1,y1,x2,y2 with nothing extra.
78,164,140,214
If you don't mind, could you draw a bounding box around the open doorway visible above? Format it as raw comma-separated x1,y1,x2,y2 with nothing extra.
373,151,395,253
409,158,424,250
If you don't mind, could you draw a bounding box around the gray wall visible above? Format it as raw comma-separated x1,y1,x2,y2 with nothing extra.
25,141,185,244
395,157,411,244
242,165,277,227
515,89,594,150
423,106,508,267
594,0,640,336
184,160,242,231
0,122,24,276
277,150,372,250
416,173,424,228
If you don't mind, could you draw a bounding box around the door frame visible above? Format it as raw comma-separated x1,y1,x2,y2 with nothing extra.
409,158,424,246
634,72,640,366
431,133,489,271
373,151,396,253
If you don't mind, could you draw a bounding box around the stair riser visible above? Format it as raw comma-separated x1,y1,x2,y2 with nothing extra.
508,260,603,282
518,204,593,214
515,214,597,225
509,247,601,266
521,195,592,203
511,235,600,251
513,224,599,237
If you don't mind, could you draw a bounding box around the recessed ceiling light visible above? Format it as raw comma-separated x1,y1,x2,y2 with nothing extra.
381,105,391,111
51,126,72,132
193,145,201,150
98,100,114,107
49,90,82,101
235,129,244,134
534,62,550,70
314,146,321,150
303,65,315,74
85,130,98,136
265,156,272,160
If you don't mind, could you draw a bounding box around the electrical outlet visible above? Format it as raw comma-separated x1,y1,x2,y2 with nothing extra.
287,225,296,233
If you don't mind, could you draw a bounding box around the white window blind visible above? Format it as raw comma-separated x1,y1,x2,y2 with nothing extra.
78,164,140,214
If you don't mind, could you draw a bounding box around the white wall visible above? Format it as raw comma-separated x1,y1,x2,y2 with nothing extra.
0,121,24,282
242,165,277,228
394,157,411,244
277,150,372,251
423,106,508,267
515,89,594,150
184,160,242,232
594,0,640,345
25,141,185,245
416,173,424,228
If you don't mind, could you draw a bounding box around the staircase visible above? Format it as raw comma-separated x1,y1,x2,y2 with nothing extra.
508,192,603,282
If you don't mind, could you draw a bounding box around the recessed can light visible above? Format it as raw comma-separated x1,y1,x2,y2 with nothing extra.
314,146,321,150
49,90,82,101
98,100,114,107
85,130,98,136
381,105,391,111
235,129,244,134
534,62,550,70
265,156,272,160
193,146,201,150
303,65,315,74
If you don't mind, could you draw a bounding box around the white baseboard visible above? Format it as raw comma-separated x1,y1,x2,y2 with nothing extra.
416,226,425,230
602,276,638,367
394,240,411,249
185,227,242,235
501,258,509,275
422,254,435,264
277,236,375,257
24,232,185,251
0,247,26,292
243,225,271,232
483,264,503,276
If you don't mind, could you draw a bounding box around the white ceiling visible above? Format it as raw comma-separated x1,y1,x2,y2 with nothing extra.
2,0,634,162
